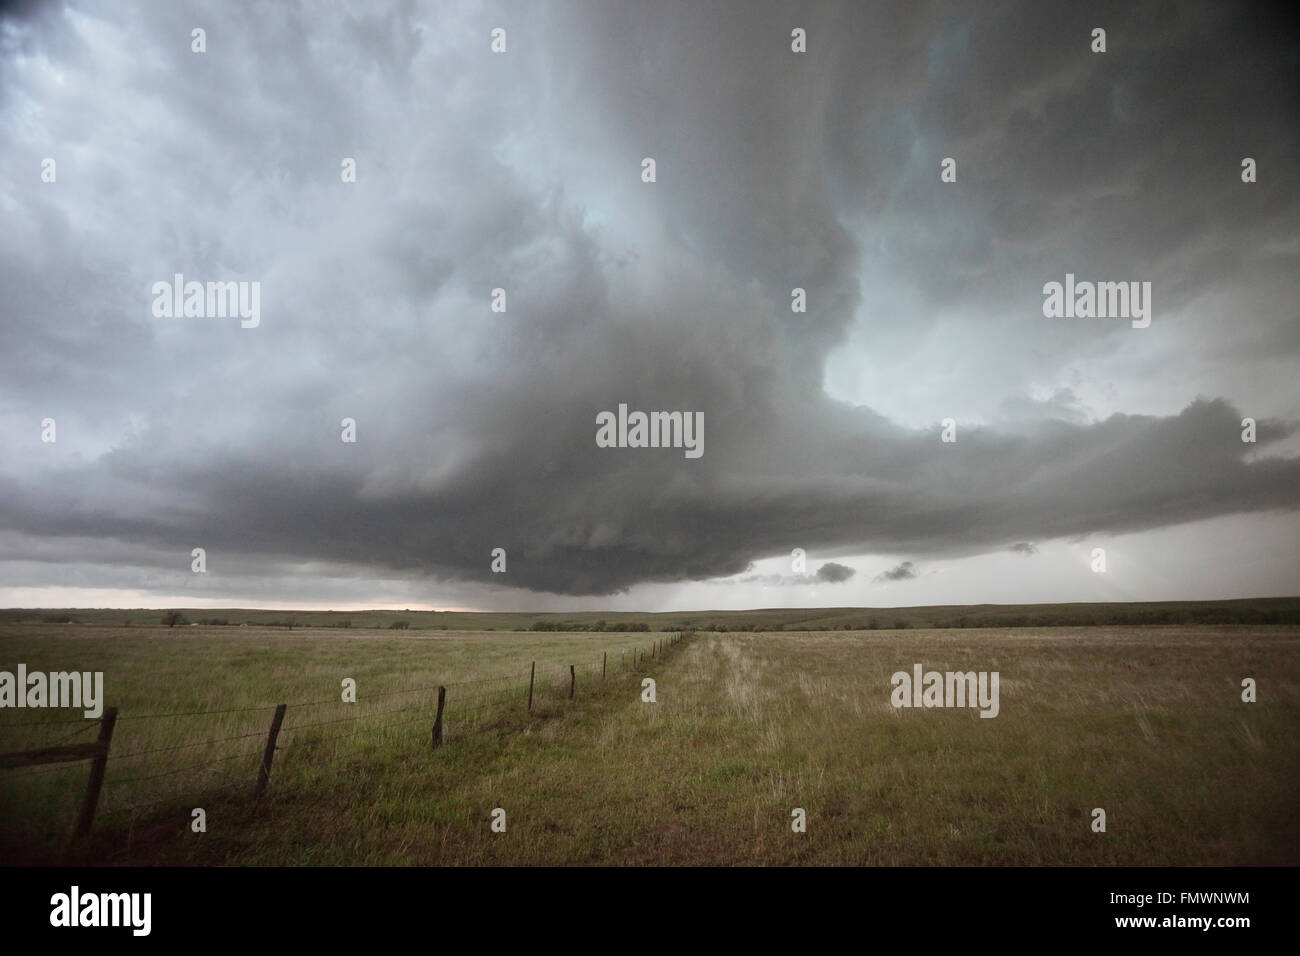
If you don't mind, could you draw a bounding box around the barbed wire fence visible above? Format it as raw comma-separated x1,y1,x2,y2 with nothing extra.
0,630,695,852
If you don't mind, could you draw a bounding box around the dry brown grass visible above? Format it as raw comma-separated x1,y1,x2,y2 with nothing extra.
2,624,1296,865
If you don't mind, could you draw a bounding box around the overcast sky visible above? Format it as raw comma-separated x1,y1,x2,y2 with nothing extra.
1,0,1297,612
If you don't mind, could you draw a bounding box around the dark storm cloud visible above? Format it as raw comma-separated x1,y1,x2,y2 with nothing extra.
733,560,857,587
0,1,1297,600
0,0,56,26
1009,542,1038,555
876,562,918,583
815,562,856,584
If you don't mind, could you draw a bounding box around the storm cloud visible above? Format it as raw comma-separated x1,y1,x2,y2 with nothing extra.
815,562,857,584
876,562,919,583
0,1,1297,605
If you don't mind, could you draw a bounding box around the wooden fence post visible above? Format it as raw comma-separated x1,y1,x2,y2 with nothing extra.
72,706,117,839
569,664,575,700
255,704,287,797
431,686,446,749
602,651,607,680
528,661,535,711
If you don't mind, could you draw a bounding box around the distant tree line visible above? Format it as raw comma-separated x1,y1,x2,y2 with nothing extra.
530,620,652,632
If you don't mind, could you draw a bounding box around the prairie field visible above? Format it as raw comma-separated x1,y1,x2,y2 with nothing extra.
1,623,1296,865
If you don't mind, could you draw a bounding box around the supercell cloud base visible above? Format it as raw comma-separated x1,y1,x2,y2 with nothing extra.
1,0,1297,610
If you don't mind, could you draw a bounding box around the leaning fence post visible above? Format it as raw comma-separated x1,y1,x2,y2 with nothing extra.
431,686,446,749
73,706,117,839
255,704,287,797
602,651,607,680
527,661,536,712
569,664,575,700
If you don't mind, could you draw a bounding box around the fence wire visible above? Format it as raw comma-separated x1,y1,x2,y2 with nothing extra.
1,633,695,842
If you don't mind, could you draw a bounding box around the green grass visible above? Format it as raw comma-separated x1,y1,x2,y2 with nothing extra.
1,623,1296,865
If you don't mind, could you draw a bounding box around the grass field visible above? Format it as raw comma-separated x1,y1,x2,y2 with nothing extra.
2,622,1297,865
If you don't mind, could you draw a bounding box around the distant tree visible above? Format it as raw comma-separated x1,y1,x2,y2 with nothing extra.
161,611,186,627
